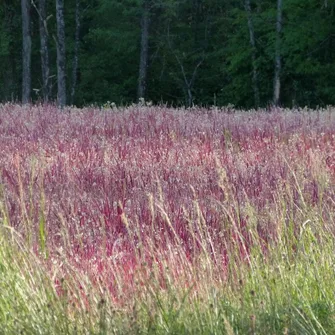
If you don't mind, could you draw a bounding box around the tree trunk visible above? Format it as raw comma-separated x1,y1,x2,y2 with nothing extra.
187,87,193,107
38,0,50,102
56,0,66,108
70,0,81,105
137,0,150,100
2,1,16,101
245,0,260,108
21,0,31,104
273,0,283,106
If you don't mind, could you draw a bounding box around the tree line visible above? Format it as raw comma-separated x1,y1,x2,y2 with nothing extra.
1,0,335,108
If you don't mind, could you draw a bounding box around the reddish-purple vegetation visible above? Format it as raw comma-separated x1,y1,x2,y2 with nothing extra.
0,104,334,297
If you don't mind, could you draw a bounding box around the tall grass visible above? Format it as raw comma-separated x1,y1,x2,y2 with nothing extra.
0,103,334,334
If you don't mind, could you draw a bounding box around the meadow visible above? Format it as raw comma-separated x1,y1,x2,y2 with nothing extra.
0,103,334,334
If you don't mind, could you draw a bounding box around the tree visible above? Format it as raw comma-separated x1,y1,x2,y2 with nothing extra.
70,0,81,105
168,31,205,107
137,0,151,100
245,0,260,107
2,0,335,108
162,0,210,106
36,0,51,102
273,0,283,106
77,0,140,104
0,1,20,101
21,0,32,104
56,0,66,107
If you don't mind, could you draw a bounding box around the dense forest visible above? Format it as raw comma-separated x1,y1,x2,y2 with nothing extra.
1,0,335,108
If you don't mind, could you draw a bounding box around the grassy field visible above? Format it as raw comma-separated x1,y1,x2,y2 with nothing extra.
0,103,334,334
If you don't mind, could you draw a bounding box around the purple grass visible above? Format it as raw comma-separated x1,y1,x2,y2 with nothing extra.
0,103,334,300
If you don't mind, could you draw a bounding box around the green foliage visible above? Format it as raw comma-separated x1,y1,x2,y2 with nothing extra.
1,0,335,106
